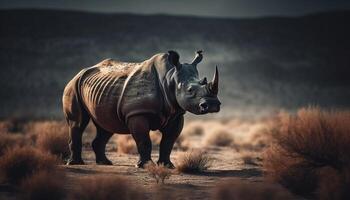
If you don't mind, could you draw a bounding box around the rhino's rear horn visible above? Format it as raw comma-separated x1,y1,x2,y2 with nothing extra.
191,50,203,66
168,50,181,70
208,66,219,95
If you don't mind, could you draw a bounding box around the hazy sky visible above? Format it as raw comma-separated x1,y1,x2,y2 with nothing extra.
1,0,350,18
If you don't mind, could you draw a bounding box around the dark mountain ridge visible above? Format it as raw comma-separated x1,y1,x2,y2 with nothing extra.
1,9,349,119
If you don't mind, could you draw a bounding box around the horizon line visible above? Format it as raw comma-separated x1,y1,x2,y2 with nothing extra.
1,7,349,20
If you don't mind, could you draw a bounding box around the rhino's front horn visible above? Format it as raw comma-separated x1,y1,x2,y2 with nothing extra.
191,50,203,65
209,66,219,95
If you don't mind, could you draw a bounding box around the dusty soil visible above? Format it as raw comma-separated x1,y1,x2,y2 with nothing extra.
64,146,263,200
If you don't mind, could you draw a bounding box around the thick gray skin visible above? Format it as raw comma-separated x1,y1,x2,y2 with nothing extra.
62,50,221,168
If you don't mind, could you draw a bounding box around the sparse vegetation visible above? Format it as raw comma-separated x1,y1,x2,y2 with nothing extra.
241,152,260,166
20,170,66,200
116,135,138,154
182,122,204,136
0,118,27,133
0,146,58,184
31,121,70,161
145,162,173,184
70,175,144,200
0,133,28,156
174,134,190,151
177,150,212,173
212,179,293,200
150,131,162,146
264,107,350,198
205,128,234,147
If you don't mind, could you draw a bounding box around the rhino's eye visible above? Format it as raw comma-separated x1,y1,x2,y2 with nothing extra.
187,87,193,93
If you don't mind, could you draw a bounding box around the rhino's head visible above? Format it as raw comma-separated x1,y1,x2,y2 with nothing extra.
168,50,221,115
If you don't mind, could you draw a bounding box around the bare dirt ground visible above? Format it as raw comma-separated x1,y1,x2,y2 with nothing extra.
64,146,263,200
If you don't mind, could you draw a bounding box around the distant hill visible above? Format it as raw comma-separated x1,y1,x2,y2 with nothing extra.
0,9,350,119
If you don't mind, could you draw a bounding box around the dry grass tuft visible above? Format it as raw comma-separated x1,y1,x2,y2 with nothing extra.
177,150,212,173
116,135,138,154
20,170,66,200
30,121,70,161
212,179,293,200
145,162,173,184
0,146,58,184
205,128,234,147
70,175,144,200
264,107,350,197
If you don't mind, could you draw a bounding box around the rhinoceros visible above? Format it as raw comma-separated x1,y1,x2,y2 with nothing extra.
62,50,221,168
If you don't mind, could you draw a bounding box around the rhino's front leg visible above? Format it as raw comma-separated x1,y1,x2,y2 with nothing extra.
128,115,153,168
158,115,184,169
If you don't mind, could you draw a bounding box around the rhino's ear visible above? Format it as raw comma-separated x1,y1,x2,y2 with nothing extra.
168,50,181,70
191,50,203,66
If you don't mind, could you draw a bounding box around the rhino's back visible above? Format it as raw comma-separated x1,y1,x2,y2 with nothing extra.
79,58,162,133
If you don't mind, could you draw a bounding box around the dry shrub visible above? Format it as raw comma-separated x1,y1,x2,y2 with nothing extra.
0,120,13,134
20,170,66,200
0,118,27,133
145,162,173,184
316,167,350,200
264,107,350,197
205,128,234,147
70,175,144,200
177,150,212,173
212,179,293,200
31,121,70,161
240,152,261,166
174,134,190,151
0,146,58,184
0,133,28,156
116,135,138,154
182,122,204,136
150,131,162,145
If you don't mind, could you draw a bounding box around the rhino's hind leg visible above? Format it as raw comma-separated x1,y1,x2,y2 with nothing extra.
128,115,153,168
92,125,113,165
66,115,90,165
63,82,90,165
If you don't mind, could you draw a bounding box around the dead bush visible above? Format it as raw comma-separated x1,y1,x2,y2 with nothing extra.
0,118,27,133
316,167,350,200
182,122,204,136
205,128,234,147
150,131,162,146
145,162,173,184
212,179,293,200
174,134,190,151
177,150,212,173
264,107,350,197
0,146,58,184
116,135,138,154
0,120,13,134
32,121,70,161
0,133,28,156
240,152,261,166
70,175,144,200
20,170,66,200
